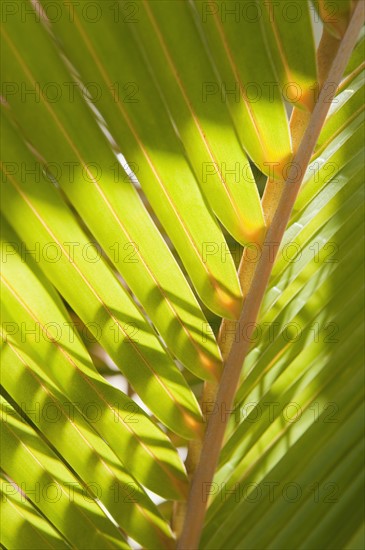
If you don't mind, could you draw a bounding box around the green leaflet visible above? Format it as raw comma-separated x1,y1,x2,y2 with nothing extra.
0,472,69,550
0,220,189,500
226,121,364,467
345,523,365,550
0,341,175,549
343,27,365,78
260,0,318,111
204,377,364,548
293,121,364,219
15,0,243,319
313,71,364,158
202,271,363,545
1,0,363,547
200,63,364,547
269,138,363,298
283,445,363,548
193,0,293,179
1,5,225,381
0,397,130,549
1,118,204,441
216,184,363,480
127,0,266,245
237,216,363,417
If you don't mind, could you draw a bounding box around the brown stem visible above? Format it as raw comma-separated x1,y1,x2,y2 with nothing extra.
178,3,364,547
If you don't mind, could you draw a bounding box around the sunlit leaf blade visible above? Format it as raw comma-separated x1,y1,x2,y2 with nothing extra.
209,166,363,508
203,250,364,546
126,0,266,245
345,523,365,550
1,9,225,379
0,221,189,500
200,68,365,547
313,71,364,158
343,27,364,78
0,472,69,550
1,116,204,440
269,136,363,293
293,128,363,221
259,0,318,111
22,0,243,319
0,341,175,549
268,57,364,292
204,375,363,548
192,0,292,179
1,397,130,549
1,1,363,547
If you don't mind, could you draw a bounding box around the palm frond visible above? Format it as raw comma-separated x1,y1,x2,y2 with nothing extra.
1,1,363,548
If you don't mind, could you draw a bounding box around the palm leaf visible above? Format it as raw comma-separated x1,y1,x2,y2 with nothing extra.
1,396,130,549
1,123,204,441
1,218,190,502
0,471,69,550
1,1,363,549
2,5,243,319
1,339,175,549
199,37,365,549
1,18,225,376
